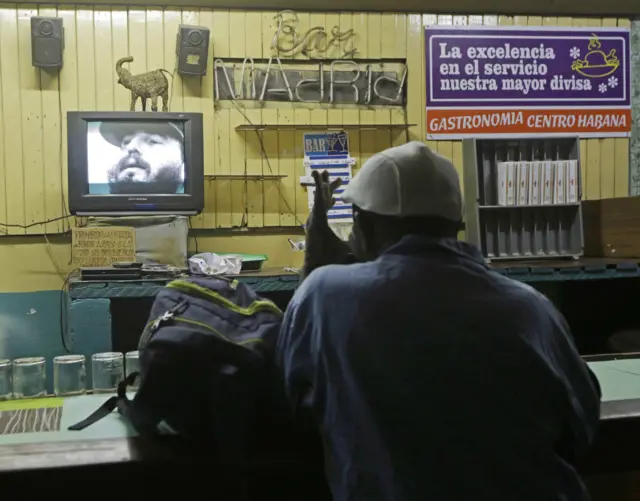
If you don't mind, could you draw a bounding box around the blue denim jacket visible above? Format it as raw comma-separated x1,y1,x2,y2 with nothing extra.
276,236,600,501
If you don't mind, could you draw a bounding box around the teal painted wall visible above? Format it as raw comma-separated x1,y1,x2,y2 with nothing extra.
0,291,111,392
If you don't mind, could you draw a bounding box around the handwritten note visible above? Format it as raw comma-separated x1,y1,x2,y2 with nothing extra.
72,227,136,267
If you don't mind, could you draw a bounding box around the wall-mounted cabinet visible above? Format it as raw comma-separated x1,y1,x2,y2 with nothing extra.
463,137,584,261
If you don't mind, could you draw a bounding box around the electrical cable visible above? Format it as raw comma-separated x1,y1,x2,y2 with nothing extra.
59,268,79,354
229,99,306,228
188,217,199,255
0,214,73,232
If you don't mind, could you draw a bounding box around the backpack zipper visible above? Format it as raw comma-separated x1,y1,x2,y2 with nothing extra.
138,281,281,350
166,279,283,317
174,317,265,346
139,314,265,349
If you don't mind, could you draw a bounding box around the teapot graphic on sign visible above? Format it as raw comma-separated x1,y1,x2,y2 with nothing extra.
571,34,620,78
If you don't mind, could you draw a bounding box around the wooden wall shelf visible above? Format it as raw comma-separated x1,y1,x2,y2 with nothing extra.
204,174,287,181
235,124,416,131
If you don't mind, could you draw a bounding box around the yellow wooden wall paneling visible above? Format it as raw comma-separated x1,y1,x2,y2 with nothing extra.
181,9,201,115
341,18,360,170
0,6,6,235
180,10,202,227
1,7,26,235
430,13,452,163
57,6,80,233
183,10,207,228
375,13,391,153
576,17,604,201
358,13,375,170
0,7,6,235
376,14,390,150
146,10,164,72
450,22,466,181
406,14,423,145
434,14,455,177
324,12,340,60
38,7,63,234
127,8,146,84
229,121,247,230
325,13,342,127
261,106,281,227
111,8,129,111
277,106,296,226
390,12,407,147
244,11,264,228
94,10,114,109
292,12,310,223
451,14,474,182
347,12,366,179
599,19,618,200
423,14,437,154
261,12,281,227
615,17,631,198
310,11,329,131
272,6,296,229
319,10,335,171
73,8,96,227
571,18,591,198
308,12,330,221
0,7,632,242
380,13,395,59
347,107,361,179
19,5,45,235
163,10,181,111
39,8,60,234
256,12,282,227
353,12,367,63
294,99,312,221
210,9,229,228
339,11,353,64
198,9,216,229
229,11,247,228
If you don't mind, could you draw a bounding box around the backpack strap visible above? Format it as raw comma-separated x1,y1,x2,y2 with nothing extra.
67,372,139,431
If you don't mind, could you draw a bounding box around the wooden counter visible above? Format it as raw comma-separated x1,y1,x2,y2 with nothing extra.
2,358,640,499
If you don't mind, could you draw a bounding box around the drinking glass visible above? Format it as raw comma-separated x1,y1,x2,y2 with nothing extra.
53,355,86,396
12,357,46,398
0,359,12,400
92,352,124,393
125,351,141,389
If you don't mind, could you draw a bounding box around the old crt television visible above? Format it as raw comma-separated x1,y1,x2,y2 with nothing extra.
67,111,204,216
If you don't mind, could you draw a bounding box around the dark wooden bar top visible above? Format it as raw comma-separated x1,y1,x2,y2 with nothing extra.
0,399,639,500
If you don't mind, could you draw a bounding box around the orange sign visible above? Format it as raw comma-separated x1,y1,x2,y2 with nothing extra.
426,108,631,139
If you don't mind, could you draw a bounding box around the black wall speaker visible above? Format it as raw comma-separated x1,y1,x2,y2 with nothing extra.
31,17,64,69
176,24,210,76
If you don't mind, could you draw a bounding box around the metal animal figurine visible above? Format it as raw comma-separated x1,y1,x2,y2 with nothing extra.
116,56,172,111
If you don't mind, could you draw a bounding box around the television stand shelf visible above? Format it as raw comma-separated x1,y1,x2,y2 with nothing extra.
62,260,640,365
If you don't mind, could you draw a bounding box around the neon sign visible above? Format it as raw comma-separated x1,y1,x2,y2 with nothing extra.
214,57,407,106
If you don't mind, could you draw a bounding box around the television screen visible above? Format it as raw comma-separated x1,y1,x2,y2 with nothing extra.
67,111,204,216
86,120,186,195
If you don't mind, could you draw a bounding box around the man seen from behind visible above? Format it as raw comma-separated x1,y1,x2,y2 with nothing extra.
276,141,601,501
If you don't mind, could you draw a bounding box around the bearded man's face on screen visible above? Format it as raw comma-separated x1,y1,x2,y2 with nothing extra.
101,122,185,195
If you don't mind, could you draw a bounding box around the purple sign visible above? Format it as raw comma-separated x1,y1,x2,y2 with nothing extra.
425,26,630,108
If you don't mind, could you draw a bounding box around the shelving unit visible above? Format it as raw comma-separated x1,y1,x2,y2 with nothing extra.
204,174,287,181
235,123,416,131
463,137,584,261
